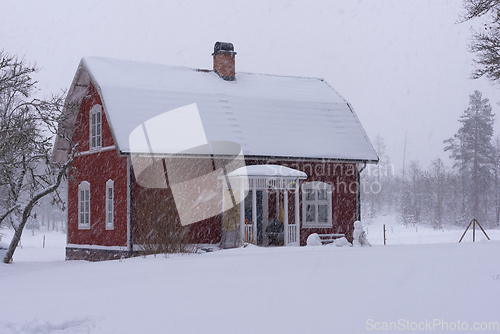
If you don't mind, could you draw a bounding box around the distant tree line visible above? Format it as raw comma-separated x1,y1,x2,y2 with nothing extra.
362,91,500,228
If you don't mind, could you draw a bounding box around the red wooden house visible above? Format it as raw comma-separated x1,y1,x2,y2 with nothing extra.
54,42,378,261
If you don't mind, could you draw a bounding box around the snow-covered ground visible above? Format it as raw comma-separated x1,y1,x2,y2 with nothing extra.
1,218,499,334
0,229,66,263
364,214,500,245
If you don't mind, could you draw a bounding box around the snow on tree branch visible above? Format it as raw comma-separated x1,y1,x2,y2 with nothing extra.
0,50,77,263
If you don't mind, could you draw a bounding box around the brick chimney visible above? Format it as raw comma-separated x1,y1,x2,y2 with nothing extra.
212,42,236,81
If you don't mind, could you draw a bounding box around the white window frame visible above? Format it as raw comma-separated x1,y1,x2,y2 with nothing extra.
89,104,102,150
78,181,91,230
302,181,332,228
106,179,114,230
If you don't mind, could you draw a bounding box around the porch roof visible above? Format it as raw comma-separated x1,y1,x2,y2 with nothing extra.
227,165,307,179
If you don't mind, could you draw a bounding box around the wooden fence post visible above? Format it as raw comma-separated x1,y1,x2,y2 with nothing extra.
459,220,473,243
459,218,490,242
473,219,476,242
383,224,386,245
476,220,491,241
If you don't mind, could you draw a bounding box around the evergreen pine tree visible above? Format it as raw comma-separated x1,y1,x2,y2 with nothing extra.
444,90,495,223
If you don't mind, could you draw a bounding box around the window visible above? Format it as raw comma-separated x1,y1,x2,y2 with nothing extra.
302,181,332,227
78,181,90,229
106,179,114,230
89,104,102,149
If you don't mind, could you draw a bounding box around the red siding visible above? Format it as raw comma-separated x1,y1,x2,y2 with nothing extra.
131,158,221,246
67,82,128,247
247,159,358,245
71,83,114,152
131,157,358,246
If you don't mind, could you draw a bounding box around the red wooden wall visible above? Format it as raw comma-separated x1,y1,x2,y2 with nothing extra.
131,158,358,246
245,159,358,245
67,82,128,247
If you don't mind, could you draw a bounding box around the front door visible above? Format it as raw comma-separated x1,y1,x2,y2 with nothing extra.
244,190,263,245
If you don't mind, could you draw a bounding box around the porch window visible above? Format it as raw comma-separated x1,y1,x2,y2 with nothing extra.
105,179,114,230
89,104,102,150
302,181,332,228
78,181,90,229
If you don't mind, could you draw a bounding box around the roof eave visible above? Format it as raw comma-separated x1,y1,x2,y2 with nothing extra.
53,60,89,163
117,151,378,165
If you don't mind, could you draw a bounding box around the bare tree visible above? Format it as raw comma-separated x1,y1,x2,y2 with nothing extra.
0,51,77,263
493,136,500,225
361,135,396,217
461,0,500,84
401,161,426,223
462,0,500,21
428,159,447,227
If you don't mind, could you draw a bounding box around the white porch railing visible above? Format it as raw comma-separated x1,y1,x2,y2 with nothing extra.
245,224,254,243
287,224,297,244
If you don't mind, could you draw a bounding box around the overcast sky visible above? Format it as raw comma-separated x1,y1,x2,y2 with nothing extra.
2,0,499,172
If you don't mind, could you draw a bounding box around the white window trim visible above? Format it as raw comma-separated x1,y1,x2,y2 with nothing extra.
302,181,332,228
106,179,114,230
78,181,91,230
89,104,102,150
76,145,116,156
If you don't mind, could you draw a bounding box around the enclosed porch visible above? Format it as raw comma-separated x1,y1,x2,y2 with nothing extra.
220,165,307,248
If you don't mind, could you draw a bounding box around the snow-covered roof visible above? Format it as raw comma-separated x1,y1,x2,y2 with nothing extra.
64,57,378,162
227,165,308,178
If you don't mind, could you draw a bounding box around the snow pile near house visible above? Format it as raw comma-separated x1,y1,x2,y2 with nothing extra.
331,236,352,247
306,232,322,246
